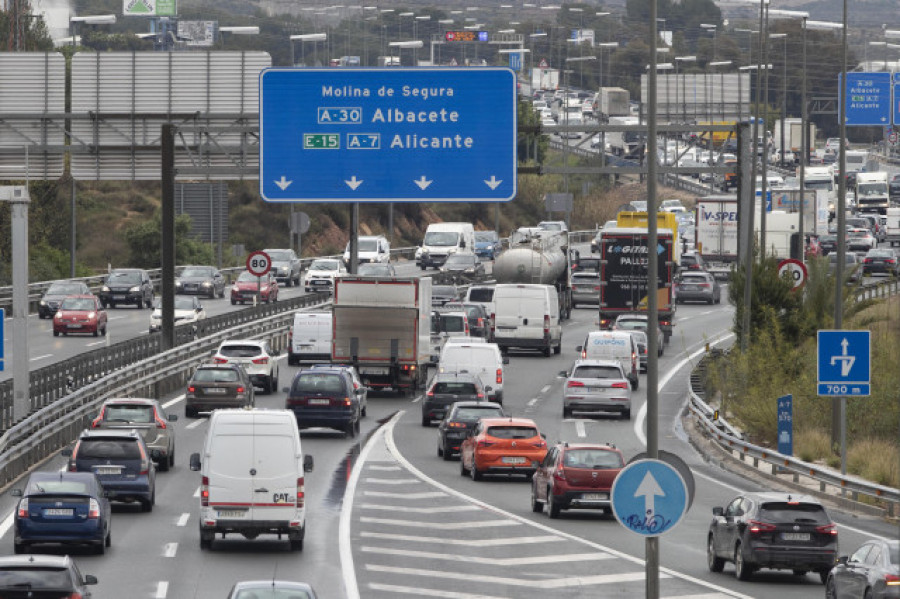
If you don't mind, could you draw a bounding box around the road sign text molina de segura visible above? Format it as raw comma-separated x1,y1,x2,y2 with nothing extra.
259,68,517,202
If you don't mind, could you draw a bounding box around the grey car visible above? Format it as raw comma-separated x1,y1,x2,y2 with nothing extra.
39,280,91,319
175,265,225,298
571,271,601,307
560,359,633,420
675,271,721,304
91,398,177,471
264,248,302,287
185,363,255,417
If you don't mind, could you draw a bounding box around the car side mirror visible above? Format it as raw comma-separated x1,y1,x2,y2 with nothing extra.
61,448,72,457
150,449,162,460
502,357,510,365
84,575,98,586
484,386,493,393
558,370,569,378
837,555,848,565
712,506,724,517
189,453,201,471
167,414,178,422
11,488,22,497
575,345,583,352
540,433,547,439
303,455,314,473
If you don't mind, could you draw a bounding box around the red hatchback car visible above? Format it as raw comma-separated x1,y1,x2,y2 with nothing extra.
531,442,625,518
230,270,279,305
53,295,107,337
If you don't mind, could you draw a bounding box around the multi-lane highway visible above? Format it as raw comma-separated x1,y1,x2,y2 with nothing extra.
1,263,895,598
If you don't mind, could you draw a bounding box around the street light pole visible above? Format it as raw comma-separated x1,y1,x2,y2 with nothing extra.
770,33,787,167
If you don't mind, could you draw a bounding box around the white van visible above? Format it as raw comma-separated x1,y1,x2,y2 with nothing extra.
577,330,639,389
343,235,390,267
438,339,509,404
189,409,314,551
288,312,332,366
491,283,562,357
465,285,496,318
419,222,476,269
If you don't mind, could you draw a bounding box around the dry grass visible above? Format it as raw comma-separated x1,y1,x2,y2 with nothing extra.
795,428,832,463
848,438,900,488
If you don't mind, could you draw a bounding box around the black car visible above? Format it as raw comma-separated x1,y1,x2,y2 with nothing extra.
679,251,707,273
284,368,362,437
436,401,505,460
0,555,98,598
819,234,840,256
63,429,157,512
38,280,91,319
422,372,485,426
432,285,459,306
98,268,154,309
707,492,838,583
442,302,490,339
862,249,899,276
825,539,899,599
439,253,486,280
176,265,225,298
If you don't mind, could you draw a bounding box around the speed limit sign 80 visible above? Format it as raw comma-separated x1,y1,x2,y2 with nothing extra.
246,250,272,277
777,258,807,291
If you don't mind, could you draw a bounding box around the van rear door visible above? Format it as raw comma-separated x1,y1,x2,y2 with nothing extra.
207,433,255,520
251,430,300,521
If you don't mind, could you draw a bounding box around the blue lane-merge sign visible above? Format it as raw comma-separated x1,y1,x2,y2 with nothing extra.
260,68,518,203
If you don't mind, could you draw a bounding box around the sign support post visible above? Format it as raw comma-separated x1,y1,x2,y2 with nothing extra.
0,186,30,421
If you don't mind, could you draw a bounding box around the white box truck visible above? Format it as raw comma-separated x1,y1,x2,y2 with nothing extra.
695,196,739,279
855,171,890,215
885,207,900,246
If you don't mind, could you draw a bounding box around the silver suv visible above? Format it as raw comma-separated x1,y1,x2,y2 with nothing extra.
560,359,632,420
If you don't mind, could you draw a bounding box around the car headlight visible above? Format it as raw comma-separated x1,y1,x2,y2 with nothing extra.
175,281,183,287
101,286,110,292
200,281,211,287
88,312,96,319
465,268,475,274
448,248,457,254
54,313,62,320
129,286,141,293
39,300,47,306
231,285,238,293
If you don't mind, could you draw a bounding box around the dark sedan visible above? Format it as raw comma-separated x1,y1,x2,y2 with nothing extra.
436,401,505,460
439,253,486,280
39,280,91,319
13,471,111,555
176,265,225,298
0,555,98,597
862,249,899,276
825,539,899,599
432,285,459,306
819,234,840,256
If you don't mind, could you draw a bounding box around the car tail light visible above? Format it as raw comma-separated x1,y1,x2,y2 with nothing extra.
816,523,838,536
252,357,269,365
593,286,601,291
477,317,484,328
567,380,585,388
496,368,502,385
138,443,150,475
288,327,293,343
91,407,106,429
343,397,352,406
465,321,470,335
476,439,495,449
885,574,900,586
426,390,434,397
553,467,566,482
864,258,872,263
887,259,897,265
200,476,209,506
64,594,84,599
236,386,245,394
476,392,484,399
543,314,550,337
88,498,100,519
748,520,777,534
612,382,629,389
581,350,587,359
699,283,710,288
214,357,228,364
17,498,28,518
448,422,467,429
188,386,196,393
600,318,610,328
660,320,670,327
490,313,496,336
296,477,305,508
154,410,167,429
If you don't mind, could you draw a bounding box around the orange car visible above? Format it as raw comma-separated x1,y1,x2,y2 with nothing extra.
459,417,548,481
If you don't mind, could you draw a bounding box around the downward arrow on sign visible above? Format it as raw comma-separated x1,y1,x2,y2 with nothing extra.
484,176,502,190
345,176,363,190
414,176,432,190
274,176,292,190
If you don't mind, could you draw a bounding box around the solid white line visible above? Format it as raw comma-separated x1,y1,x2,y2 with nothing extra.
162,394,185,409
360,504,479,514
365,564,658,588
526,398,538,406
540,385,551,394
360,532,564,546
361,546,613,566
575,420,586,438
185,419,204,430
176,513,190,527
155,581,169,599
359,517,519,530
367,584,509,599
163,542,178,557
29,354,52,362
366,465,402,471
86,341,106,347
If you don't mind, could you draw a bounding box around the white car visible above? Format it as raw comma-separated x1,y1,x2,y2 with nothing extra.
303,258,346,292
148,295,206,333
213,339,280,394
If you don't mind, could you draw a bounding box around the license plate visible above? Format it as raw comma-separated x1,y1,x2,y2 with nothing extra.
113,294,127,298
312,280,329,285
782,532,810,541
361,367,388,375
308,398,330,405
502,456,527,465
43,508,74,516
95,467,120,475
68,324,83,328
217,510,246,518
680,285,696,290
204,388,227,394
582,493,608,500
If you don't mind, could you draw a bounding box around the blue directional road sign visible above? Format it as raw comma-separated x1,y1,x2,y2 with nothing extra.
840,72,891,126
611,459,688,537
817,330,870,396
260,68,517,202
894,73,900,126
777,394,792,456
508,52,522,72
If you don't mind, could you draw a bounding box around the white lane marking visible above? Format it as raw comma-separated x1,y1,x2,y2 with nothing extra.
360,532,564,546
106,316,127,321
155,581,169,599
363,491,446,499
193,487,200,498
359,517,519,530
368,584,508,599
186,419,204,430
163,542,178,557
29,354,52,362
364,478,420,485
366,465,401,471
540,385,551,394
360,504,479,514
634,333,735,446
365,565,659,588
0,514,13,539
86,341,106,347
575,420,586,438
383,417,755,599
162,394,185,409
411,395,423,404
526,398,538,406
362,546,613,566
176,513,190,527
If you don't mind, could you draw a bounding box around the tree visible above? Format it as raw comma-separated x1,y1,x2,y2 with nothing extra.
124,212,214,268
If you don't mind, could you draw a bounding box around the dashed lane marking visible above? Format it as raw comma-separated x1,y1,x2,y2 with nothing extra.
154,581,169,599
363,491,446,499
367,465,402,471
540,385,550,394
162,394,185,409
360,504,479,514
176,513,190,527
575,420,586,438
163,542,178,557
185,419,205,430
364,478,421,485
29,354,52,362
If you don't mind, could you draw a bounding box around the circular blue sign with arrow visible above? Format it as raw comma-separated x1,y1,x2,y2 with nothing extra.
611,459,688,537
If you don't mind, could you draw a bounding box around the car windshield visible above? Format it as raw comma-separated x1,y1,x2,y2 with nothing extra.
440,315,466,333
237,271,266,282
758,501,830,524
563,449,623,469
291,373,344,393
848,230,867,238
433,382,478,394
180,267,212,278
615,320,646,331
193,368,239,383
26,478,91,494
47,283,85,295
0,567,73,590
423,231,460,246
867,250,893,258
433,286,456,297
680,275,709,284
539,222,563,231
266,251,292,262
310,260,339,271
218,344,263,358
475,231,498,242
233,588,314,599
156,297,198,310
107,271,141,285
454,407,502,420
572,365,623,379
487,426,538,439
468,288,493,302
356,239,377,251
103,404,154,423
60,298,94,311
77,439,142,459
445,255,474,266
